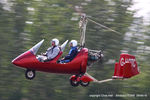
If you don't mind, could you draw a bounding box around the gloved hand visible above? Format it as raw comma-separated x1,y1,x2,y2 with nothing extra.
41,53,46,56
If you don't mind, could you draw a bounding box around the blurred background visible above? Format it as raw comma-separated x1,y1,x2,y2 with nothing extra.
0,0,150,100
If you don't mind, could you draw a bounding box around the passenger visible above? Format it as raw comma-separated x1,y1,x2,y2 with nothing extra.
37,38,60,62
60,40,78,63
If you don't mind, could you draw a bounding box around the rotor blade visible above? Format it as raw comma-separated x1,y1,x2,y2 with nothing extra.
87,18,121,35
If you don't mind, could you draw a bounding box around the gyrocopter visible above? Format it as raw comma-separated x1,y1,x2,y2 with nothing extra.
12,14,139,87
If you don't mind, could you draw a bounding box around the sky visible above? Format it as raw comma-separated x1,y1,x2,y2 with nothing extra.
130,0,150,23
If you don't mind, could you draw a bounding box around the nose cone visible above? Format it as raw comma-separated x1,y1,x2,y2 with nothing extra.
12,52,25,66
12,51,34,67
12,57,20,66
12,39,44,67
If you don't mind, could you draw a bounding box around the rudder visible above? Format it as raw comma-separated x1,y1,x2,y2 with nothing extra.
112,54,139,79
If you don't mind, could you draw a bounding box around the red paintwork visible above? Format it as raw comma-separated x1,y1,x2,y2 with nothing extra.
80,75,94,82
12,48,88,75
113,54,139,79
70,75,94,82
70,75,77,81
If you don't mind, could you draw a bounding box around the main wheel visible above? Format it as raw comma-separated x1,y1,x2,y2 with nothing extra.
25,69,35,80
70,79,80,87
80,81,90,87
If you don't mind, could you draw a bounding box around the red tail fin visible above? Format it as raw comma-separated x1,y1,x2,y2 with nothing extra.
112,54,139,79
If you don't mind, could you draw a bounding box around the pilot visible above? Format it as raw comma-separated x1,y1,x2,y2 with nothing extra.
60,40,78,63
37,38,60,62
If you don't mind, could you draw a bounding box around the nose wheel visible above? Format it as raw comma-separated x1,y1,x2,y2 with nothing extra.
25,69,35,80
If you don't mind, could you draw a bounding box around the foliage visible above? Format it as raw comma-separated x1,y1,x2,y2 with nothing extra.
0,0,149,100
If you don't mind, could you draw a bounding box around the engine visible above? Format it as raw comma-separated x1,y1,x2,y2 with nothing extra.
87,49,103,67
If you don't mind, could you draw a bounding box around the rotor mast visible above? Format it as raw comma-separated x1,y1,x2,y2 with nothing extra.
78,13,121,48
79,14,88,47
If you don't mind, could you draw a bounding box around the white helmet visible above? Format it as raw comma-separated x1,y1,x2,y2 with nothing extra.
70,40,77,47
51,38,59,46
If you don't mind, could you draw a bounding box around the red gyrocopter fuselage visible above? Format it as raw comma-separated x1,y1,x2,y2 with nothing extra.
12,45,88,75
12,40,94,87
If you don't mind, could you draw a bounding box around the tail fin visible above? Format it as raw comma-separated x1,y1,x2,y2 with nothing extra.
112,54,139,79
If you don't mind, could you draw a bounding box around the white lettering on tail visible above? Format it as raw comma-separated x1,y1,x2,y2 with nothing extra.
120,57,136,67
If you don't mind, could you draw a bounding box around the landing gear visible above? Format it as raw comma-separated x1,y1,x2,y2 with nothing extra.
70,79,80,87
80,81,89,87
70,75,91,87
25,69,35,80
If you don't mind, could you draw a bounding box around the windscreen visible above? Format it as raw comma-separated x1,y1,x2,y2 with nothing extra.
29,39,44,55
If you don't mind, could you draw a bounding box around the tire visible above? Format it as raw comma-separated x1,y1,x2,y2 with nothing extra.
80,81,89,87
70,79,79,87
25,69,35,80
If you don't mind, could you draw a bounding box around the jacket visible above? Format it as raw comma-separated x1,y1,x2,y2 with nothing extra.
46,46,60,60
64,46,78,61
